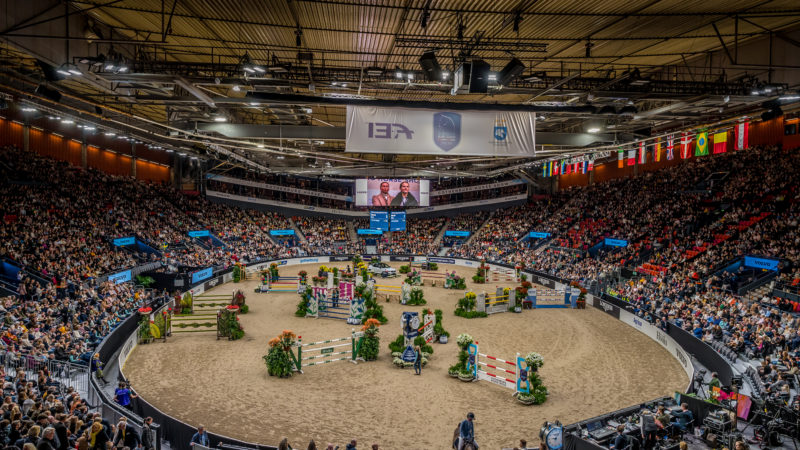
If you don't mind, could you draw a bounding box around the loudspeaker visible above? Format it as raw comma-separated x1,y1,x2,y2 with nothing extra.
468,60,490,93
418,51,441,82
35,84,62,103
498,58,525,86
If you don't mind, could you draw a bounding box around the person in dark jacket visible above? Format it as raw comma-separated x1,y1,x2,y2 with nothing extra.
640,410,658,450
613,425,629,449
112,422,140,449
140,417,155,450
36,427,57,450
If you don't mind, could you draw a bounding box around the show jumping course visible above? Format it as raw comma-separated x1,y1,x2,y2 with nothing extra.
467,342,531,394
290,330,365,373
475,288,512,314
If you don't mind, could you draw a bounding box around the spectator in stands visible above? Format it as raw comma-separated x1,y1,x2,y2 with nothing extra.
141,417,155,450
112,421,140,449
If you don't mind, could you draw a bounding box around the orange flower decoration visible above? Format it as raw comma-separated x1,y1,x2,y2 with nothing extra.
267,337,280,348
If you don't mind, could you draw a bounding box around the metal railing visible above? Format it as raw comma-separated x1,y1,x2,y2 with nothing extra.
0,350,90,395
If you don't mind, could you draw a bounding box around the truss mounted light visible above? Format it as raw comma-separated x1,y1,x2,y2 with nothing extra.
56,63,81,76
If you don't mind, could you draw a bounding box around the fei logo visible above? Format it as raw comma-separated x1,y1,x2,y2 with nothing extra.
433,112,461,151
367,122,414,139
493,119,508,141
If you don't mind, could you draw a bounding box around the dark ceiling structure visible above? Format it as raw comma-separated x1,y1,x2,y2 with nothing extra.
1,0,799,177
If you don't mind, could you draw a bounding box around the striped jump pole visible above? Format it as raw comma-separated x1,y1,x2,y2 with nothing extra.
291,330,365,373
466,342,530,394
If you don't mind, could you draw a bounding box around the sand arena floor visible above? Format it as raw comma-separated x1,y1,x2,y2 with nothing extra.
123,262,687,449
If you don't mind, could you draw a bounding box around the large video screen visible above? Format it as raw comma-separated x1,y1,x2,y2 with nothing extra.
355,179,430,207
370,211,389,231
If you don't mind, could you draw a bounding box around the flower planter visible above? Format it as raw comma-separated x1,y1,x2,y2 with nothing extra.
515,396,537,405
514,307,522,313
439,335,448,344
458,373,475,382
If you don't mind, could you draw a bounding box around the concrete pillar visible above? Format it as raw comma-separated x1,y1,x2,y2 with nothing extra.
130,142,137,178
23,124,30,152
80,142,87,168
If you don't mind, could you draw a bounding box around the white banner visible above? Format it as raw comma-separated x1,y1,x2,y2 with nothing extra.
345,106,535,156
206,174,351,201
431,179,525,197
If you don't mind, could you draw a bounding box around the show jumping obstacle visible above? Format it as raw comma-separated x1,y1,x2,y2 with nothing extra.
305,282,363,323
466,342,530,394
374,284,401,302
289,330,365,373
419,270,447,287
268,276,301,293
475,287,511,314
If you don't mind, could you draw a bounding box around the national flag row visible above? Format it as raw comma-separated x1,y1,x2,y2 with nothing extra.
542,159,595,177
615,122,749,168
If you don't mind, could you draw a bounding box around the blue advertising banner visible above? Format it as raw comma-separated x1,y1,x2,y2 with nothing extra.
191,267,214,284
113,237,136,246
369,211,389,231
744,255,780,271
108,270,132,285
444,230,470,237
188,230,211,238
529,232,551,239
357,229,384,235
390,211,406,231
269,229,296,236
604,238,629,247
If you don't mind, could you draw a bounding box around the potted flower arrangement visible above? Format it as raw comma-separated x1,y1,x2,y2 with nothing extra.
453,333,476,381
358,319,381,361
297,270,308,284
137,307,153,344
515,352,548,405
269,263,279,282
263,330,297,377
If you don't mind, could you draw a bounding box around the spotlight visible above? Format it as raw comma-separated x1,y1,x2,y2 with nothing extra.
488,73,497,81
21,107,37,112
587,127,600,133
105,132,115,136
366,67,384,76
442,71,450,80
418,51,442,81
214,116,227,122
56,64,73,76
395,66,403,78
497,58,525,86
406,73,414,81
232,85,241,92
61,119,74,124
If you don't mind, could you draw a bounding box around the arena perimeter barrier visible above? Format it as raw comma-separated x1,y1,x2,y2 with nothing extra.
101,254,727,450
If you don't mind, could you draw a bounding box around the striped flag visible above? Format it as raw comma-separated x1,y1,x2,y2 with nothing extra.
654,138,662,162
561,160,567,174
581,161,588,174
639,141,647,164
666,136,674,160
542,162,549,177
735,122,749,150
618,149,624,168
588,160,594,171
627,148,636,166
713,131,727,154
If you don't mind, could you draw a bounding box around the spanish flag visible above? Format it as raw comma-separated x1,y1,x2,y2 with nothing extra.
695,131,709,156
713,131,727,154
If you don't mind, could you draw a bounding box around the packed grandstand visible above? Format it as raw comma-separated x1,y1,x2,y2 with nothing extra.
2,140,800,447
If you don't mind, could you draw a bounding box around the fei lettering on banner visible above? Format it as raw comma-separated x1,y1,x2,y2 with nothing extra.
346,106,535,156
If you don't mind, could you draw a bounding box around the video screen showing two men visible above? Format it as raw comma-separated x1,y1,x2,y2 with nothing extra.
355,179,430,208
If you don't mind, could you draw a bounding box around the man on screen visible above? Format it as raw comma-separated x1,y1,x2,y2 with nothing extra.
390,181,418,207
372,181,394,206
